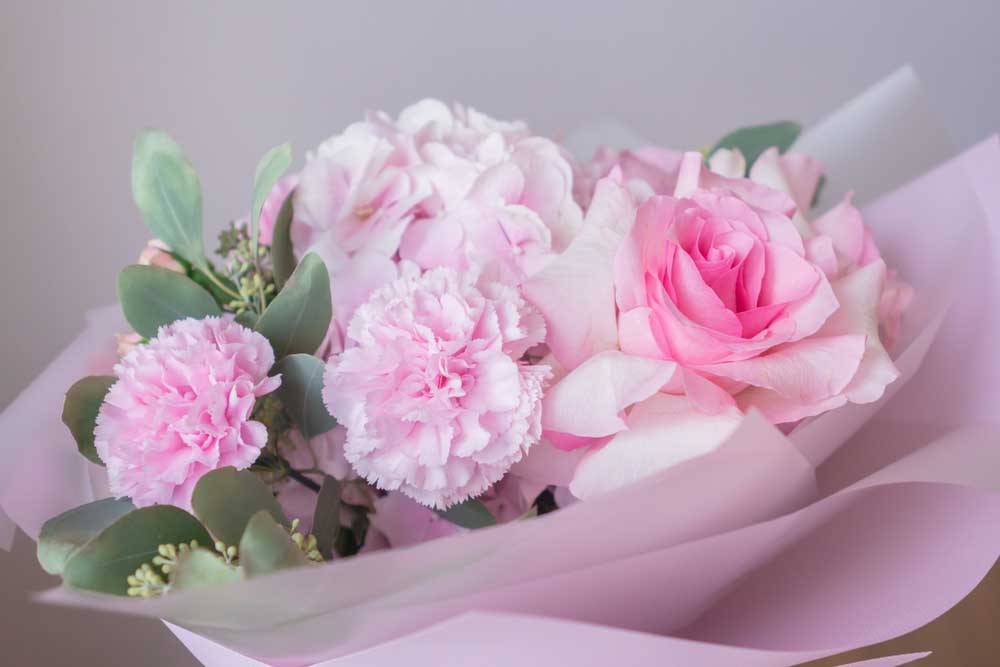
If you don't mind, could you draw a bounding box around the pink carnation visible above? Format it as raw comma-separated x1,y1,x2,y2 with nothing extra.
323,266,550,509
95,317,281,509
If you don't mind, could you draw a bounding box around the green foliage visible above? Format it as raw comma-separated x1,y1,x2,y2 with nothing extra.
709,121,802,170
190,467,289,547
254,253,332,358
238,511,310,577
270,192,297,289
312,476,342,561
434,499,497,529
62,506,211,595
169,548,242,591
272,354,337,439
131,130,206,270
250,144,292,273
37,498,135,575
62,376,116,465
118,264,221,338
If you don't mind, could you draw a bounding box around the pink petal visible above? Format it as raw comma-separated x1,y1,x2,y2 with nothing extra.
818,260,900,404
779,152,825,213
523,176,634,371
700,334,866,403
813,195,867,266
569,393,742,499
541,350,678,438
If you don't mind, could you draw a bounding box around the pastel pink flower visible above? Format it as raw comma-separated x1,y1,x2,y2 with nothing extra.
527,153,904,497
285,101,583,356
323,266,550,509
574,145,684,208
95,317,281,509
397,100,583,282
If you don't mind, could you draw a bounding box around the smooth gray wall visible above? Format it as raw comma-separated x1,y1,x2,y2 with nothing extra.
1,2,998,665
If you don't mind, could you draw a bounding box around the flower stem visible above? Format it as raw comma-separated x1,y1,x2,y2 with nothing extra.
286,467,321,493
200,265,242,301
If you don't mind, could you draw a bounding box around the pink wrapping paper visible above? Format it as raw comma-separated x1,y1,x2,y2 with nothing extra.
3,68,999,666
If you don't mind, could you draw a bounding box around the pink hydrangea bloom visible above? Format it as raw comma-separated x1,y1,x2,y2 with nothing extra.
286,100,582,356
323,266,550,509
95,317,281,509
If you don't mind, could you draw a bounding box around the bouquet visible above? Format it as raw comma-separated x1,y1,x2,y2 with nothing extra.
2,67,999,667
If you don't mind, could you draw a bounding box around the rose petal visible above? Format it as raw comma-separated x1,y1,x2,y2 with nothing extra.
569,393,742,499
542,350,678,438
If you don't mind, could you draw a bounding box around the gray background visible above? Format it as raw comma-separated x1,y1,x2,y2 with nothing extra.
1,2,998,665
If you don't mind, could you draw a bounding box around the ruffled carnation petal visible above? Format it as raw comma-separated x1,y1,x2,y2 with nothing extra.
323,267,550,509
94,317,279,510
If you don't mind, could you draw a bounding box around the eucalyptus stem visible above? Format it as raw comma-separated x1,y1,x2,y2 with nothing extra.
200,264,242,301
286,468,321,493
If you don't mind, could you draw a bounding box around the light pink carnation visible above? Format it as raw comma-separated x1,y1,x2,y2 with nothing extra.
323,266,550,509
95,317,281,509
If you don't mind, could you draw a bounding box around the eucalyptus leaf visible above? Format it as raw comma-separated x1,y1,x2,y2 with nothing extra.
434,499,496,529
238,510,310,577
255,253,331,358
709,120,802,169
170,548,242,591
270,191,297,289
811,174,827,209
251,144,292,272
235,310,259,329
118,264,222,338
190,467,289,548
131,129,206,269
62,375,116,465
37,498,135,575
273,354,337,439
312,476,341,560
62,506,211,595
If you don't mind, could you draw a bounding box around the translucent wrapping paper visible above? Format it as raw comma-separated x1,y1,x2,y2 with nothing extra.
2,67,998,666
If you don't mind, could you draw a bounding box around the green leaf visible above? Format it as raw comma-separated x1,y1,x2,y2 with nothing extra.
434,499,496,530
62,506,212,595
811,174,827,209
272,354,336,439
238,510,310,577
170,548,242,591
270,191,297,289
190,467,289,548
709,121,802,169
235,310,259,329
118,265,222,338
312,476,341,560
251,144,292,275
62,376,116,465
131,129,206,270
37,498,135,575
255,253,332,358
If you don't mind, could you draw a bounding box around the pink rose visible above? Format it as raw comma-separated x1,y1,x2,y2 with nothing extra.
95,317,281,509
322,266,550,509
525,152,903,498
